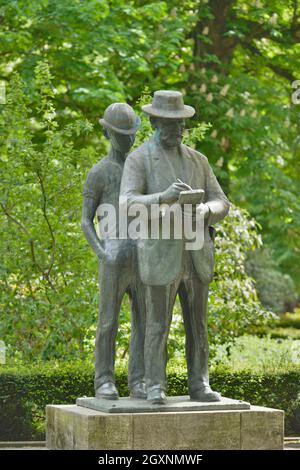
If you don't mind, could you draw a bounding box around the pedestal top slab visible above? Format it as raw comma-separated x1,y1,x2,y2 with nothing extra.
76,395,250,414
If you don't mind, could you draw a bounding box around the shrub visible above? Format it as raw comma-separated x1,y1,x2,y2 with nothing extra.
0,65,100,363
279,310,300,329
251,326,300,341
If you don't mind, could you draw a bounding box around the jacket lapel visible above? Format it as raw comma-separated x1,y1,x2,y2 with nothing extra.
180,144,196,188
150,141,175,189
148,140,196,190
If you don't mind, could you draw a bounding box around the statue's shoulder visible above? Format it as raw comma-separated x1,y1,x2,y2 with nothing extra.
85,156,110,185
182,144,208,164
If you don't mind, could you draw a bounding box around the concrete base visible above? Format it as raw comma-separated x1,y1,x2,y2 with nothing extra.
46,399,284,450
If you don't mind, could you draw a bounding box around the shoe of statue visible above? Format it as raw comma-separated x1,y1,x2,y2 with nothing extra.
130,382,147,399
147,387,167,405
95,382,119,400
190,385,221,402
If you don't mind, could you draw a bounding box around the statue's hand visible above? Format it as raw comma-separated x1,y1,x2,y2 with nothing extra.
160,182,192,204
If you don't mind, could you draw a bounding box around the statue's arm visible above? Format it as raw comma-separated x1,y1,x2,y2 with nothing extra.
203,157,230,226
81,171,106,259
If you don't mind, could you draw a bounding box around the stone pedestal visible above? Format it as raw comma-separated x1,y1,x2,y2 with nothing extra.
46,396,284,450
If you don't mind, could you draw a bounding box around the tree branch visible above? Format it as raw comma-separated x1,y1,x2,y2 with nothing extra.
0,202,43,272
0,201,57,292
37,172,56,279
242,42,297,82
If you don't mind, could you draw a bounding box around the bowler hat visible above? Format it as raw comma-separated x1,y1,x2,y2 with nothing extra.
99,102,140,135
142,90,195,119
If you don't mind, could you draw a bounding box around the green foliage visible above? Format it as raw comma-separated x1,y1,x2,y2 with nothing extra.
253,326,300,341
0,0,189,123
248,307,300,339
279,310,300,329
0,360,299,439
0,64,101,362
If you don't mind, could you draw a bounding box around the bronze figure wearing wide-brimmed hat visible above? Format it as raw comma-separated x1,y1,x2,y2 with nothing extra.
121,89,230,405
142,90,195,119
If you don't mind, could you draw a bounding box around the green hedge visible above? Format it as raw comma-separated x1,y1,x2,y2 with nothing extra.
252,326,300,340
0,362,300,440
279,317,300,330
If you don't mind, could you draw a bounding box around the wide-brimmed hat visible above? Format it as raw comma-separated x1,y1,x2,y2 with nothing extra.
142,90,195,119
99,102,140,135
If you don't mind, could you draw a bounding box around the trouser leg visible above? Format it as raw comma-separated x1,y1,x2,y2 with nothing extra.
127,279,146,388
144,281,179,392
94,263,126,391
179,279,210,394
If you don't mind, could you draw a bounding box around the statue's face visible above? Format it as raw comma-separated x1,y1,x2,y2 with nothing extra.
156,118,185,147
108,129,136,155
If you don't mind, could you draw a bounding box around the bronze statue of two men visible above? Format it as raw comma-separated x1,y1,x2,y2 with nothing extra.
81,90,230,405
